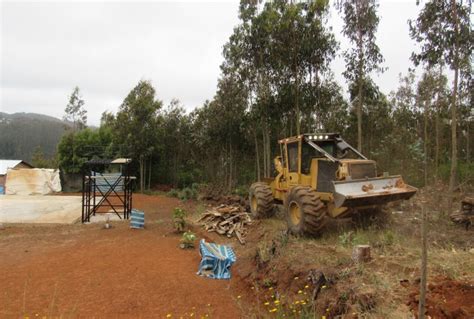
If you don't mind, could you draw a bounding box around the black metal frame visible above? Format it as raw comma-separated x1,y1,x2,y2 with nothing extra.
81,159,135,223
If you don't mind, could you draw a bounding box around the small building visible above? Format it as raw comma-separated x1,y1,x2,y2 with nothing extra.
0,160,34,192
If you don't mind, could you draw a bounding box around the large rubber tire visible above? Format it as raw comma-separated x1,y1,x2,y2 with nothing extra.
249,182,274,219
286,186,328,236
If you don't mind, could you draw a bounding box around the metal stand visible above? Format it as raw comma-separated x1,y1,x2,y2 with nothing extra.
81,158,135,223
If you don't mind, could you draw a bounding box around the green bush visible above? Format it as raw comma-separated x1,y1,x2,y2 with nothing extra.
178,187,197,201
172,207,187,232
168,189,180,198
180,231,196,249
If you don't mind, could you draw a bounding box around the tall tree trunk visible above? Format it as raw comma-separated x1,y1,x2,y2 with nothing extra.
435,104,440,181
435,65,443,181
295,75,301,136
139,157,144,193
448,0,459,194
424,100,429,187
356,1,364,153
418,204,428,319
262,129,267,179
266,128,271,177
254,130,261,181
357,79,363,153
228,141,233,192
262,122,271,178
148,157,152,190
467,121,471,162
143,158,147,192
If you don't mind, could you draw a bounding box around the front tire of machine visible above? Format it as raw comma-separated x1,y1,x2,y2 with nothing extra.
286,186,328,236
249,182,274,219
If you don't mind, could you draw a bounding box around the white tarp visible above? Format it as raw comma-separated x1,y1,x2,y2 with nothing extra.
5,168,62,195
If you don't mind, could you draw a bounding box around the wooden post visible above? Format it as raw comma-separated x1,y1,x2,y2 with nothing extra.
418,204,428,319
352,245,371,263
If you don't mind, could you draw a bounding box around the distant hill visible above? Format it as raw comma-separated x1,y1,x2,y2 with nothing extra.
0,112,71,162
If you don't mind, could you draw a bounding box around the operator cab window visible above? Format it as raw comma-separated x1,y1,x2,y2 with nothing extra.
301,142,324,174
287,143,298,172
318,141,336,157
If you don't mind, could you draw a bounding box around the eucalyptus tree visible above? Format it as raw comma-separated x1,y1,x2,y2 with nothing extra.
114,80,162,192
337,0,385,152
417,70,438,185
410,0,472,192
64,86,87,131
221,0,338,178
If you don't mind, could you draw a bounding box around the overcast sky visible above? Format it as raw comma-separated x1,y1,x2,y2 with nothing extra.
1,0,421,126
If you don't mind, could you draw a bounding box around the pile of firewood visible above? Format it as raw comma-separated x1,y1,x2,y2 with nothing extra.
197,205,252,245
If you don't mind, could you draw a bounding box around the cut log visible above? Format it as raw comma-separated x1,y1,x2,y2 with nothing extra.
352,245,371,263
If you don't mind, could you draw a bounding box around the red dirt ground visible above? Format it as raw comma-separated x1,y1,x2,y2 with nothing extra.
0,195,248,318
407,277,474,319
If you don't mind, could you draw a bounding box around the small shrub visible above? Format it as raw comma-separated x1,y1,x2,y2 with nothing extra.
338,231,354,247
180,231,196,249
178,187,197,201
256,241,276,265
381,230,395,246
262,278,275,288
172,207,187,232
168,189,179,198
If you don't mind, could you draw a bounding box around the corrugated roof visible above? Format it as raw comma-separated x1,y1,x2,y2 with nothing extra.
0,160,31,175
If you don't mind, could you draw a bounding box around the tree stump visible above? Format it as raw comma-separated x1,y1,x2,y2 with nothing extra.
352,245,371,263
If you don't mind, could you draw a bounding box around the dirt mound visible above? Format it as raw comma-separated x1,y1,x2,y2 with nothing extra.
407,277,474,318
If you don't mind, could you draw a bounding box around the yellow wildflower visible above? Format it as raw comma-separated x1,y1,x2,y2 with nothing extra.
269,308,277,313
269,287,273,291
322,285,327,289
295,300,300,304
304,285,309,289
274,300,280,305
166,315,172,318
264,301,270,306
298,290,303,294
237,295,241,299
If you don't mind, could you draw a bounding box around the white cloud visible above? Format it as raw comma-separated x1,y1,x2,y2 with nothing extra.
1,1,422,125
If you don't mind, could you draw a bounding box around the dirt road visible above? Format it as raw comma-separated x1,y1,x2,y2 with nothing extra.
0,195,245,318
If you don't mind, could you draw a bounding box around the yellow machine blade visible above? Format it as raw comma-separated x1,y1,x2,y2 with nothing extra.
333,176,417,208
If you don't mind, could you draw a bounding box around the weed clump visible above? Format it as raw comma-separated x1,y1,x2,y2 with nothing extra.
180,231,196,249
172,207,187,232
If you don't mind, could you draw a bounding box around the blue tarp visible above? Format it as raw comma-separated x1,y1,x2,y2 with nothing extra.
92,172,124,193
197,239,236,280
130,209,145,229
